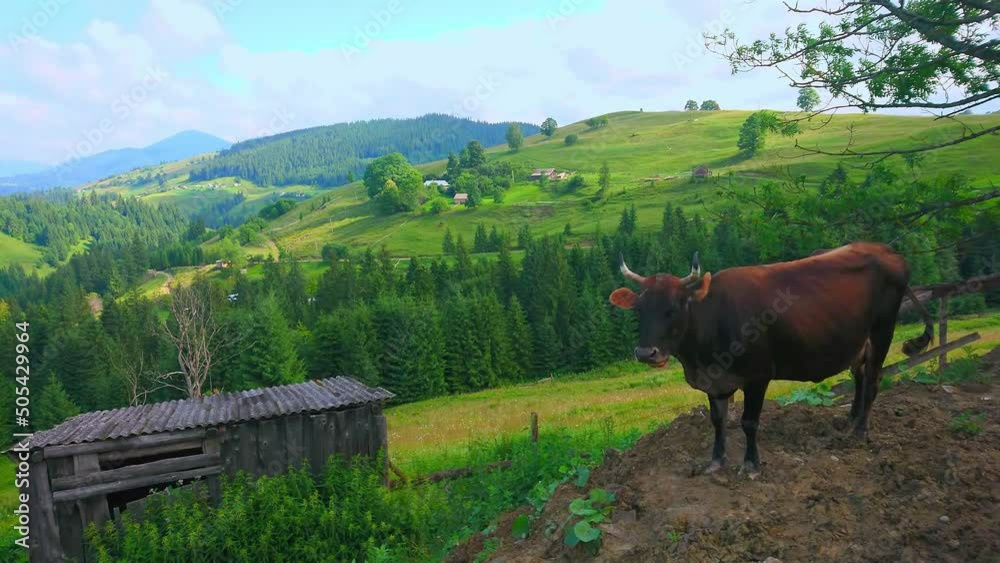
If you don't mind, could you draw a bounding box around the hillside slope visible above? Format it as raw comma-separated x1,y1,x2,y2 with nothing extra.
267,110,1000,257
190,113,541,187
0,130,230,194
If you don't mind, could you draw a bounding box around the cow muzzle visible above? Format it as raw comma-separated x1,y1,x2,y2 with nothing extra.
634,347,668,368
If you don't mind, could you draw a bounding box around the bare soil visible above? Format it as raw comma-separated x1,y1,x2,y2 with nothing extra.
450,347,1000,562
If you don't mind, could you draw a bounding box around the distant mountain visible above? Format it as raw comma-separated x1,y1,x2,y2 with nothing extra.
0,130,230,195
0,160,48,177
190,114,541,188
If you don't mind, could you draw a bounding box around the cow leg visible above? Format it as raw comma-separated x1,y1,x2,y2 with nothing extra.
741,380,769,474
853,322,894,438
705,394,729,473
848,349,867,423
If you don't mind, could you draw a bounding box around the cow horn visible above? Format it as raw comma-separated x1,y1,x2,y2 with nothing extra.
619,254,646,284
679,251,701,285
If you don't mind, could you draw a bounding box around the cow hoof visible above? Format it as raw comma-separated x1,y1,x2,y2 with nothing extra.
704,458,726,474
741,461,761,479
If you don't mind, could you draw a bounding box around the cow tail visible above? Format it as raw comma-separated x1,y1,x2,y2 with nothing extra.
901,285,933,357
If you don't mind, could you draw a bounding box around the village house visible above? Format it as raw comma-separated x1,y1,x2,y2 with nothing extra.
529,168,558,180
453,193,469,205
692,166,712,180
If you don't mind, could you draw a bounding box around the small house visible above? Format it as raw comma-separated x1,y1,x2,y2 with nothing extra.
692,166,712,180
453,193,469,205
11,377,393,562
553,172,569,181
530,168,557,180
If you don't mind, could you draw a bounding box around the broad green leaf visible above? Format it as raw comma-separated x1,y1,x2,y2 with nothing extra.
575,467,590,487
511,515,530,539
569,499,597,516
574,520,601,543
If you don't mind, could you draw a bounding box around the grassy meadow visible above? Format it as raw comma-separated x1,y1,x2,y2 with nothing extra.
265,110,1000,258
0,233,48,275
386,310,1000,474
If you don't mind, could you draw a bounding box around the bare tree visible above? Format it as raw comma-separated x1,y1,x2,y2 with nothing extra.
160,281,242,398
109,345,183,406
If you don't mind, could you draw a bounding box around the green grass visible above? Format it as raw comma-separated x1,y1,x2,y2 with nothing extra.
0,233,48,275
387,310,1000,475
267,110,1000,258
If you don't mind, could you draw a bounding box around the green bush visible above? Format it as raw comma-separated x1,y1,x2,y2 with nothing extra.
564,134,579,146
87,457,442,562
86,424,641,562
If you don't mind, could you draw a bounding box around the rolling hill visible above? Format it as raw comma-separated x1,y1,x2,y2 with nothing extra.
264,109,1000,257
0,130,230,194
189,113,541,188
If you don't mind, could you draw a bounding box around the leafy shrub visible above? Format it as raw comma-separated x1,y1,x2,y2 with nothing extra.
87,457,442,562
950,410,986,436
564,134,579,146
776,382,837,407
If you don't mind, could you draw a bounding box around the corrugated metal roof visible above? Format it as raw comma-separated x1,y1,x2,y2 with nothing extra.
25,377,393,450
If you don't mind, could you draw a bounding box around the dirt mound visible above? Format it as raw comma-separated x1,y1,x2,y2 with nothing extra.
453,347,1000,562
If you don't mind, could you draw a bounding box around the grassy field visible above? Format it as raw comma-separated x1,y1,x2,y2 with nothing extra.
387,310,1000,474
0,311,995,550
0,233,48,275
267,110,1000,258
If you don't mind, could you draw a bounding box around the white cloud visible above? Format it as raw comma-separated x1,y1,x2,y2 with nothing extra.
0,0,904,163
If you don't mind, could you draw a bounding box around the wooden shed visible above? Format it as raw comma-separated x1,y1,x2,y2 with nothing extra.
11,376,393,562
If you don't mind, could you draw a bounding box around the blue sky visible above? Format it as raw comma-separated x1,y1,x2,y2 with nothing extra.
0,0,861,163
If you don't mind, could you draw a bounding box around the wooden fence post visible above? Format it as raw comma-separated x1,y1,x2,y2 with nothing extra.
530,412,539,444
938,295,949,373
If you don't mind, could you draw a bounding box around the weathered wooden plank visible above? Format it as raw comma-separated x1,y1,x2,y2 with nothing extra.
203,429,222,505
44,429,206,459
124,498,146,522
49,456,81,562
74,453,111,548
98,439,203,466
938,296,949,373
52,465,223,504
25,458,62,563
306,414,328,477
284,414,305,470
52,453,220,491
258,419,283,476
236,423,257,477
883,332,980,377
332,410,349,464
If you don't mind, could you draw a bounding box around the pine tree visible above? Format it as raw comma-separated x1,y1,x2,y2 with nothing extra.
243,294,306,387
442,228,455,255
507,296,533,380
532,317,562,376
36,378,80,431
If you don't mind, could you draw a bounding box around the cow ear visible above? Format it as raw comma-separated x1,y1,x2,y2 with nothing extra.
609,287,638,309
688,272,711,302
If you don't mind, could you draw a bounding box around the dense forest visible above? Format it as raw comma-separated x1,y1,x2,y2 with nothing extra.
189,114,541,187
0,190,188,264
0,163,996,438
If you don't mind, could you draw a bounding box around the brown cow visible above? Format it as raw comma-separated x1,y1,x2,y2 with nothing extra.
609,242,934,474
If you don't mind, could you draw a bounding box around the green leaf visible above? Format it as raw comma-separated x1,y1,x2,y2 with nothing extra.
511,515,530,539
569,499,597,516
574,520,601,543
588,488,616,504
575,467,590,487
564,525,580,547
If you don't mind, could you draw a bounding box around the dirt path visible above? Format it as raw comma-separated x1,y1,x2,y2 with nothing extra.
452,347,1000,563
159,270,174,295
